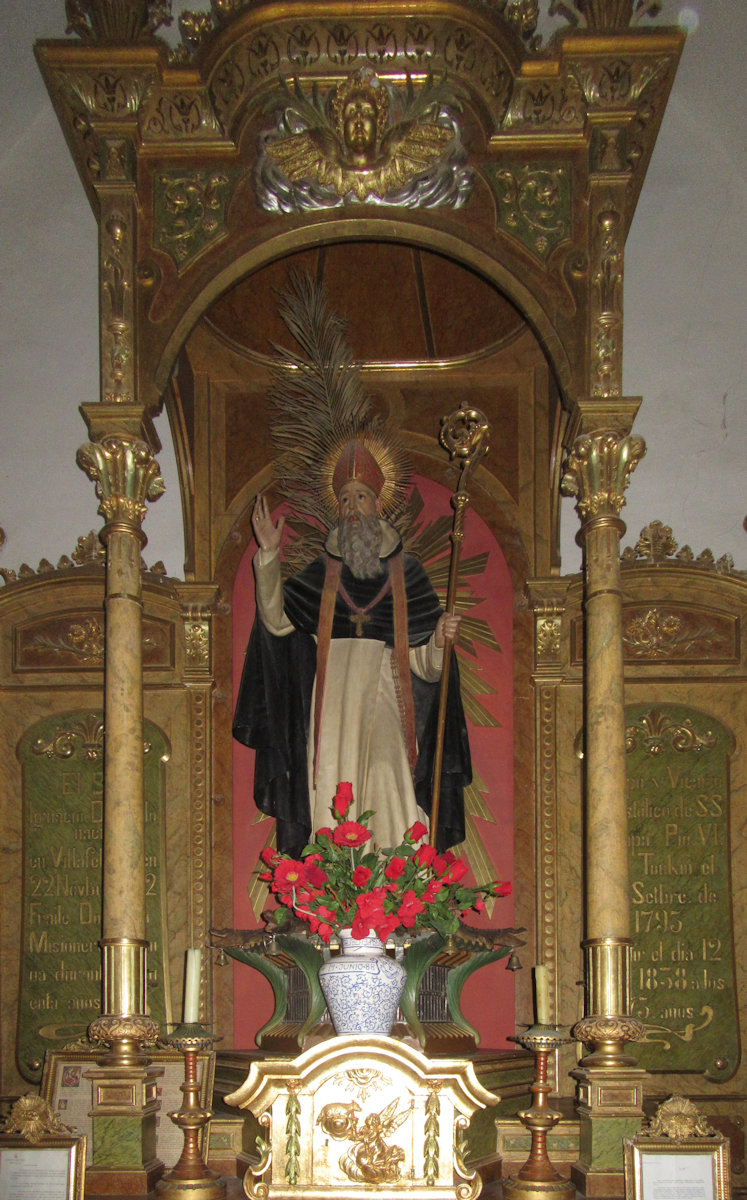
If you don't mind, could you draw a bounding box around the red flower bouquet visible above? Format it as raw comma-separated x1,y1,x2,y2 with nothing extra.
259,782,511,944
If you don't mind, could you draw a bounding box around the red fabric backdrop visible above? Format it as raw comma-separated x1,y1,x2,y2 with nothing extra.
231,475,515,1048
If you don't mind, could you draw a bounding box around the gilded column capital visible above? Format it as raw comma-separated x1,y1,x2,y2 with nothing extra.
561,429,645,524
77,434,165,533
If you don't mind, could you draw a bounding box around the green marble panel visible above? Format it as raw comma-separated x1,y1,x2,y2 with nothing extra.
92,1113,157,1166
579,1114,638,1170
626,704,738,1080
18,711,171,1082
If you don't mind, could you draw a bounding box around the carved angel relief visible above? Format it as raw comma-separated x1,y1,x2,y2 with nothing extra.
255,68,473,212
317,1097,412,1183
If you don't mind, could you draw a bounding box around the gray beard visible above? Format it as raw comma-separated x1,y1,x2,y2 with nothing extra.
338,513,383,579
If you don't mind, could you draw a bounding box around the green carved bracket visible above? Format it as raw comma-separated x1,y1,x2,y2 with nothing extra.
399,933,446,1045
445,947,513,1044
226,933,325,1048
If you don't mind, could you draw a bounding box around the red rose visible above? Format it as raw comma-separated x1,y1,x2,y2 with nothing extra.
474,898,486,912
442,859,468,884
355,887,387,916
260,846,279,866
384,857,407,880
492,880,512,897
351,912,374,939
405,821,428,842
413,844,437,868
333,821,371,848
374,913,400,940
423,879,444,902
398,889,424,928
317,922,333,944
333,782,354,817
352,866,372,887
272,859,307,893
316,827,334,840
306,863,329,887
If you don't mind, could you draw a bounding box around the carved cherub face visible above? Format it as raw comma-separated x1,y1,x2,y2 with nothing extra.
342,90,378,159
331,70,389,167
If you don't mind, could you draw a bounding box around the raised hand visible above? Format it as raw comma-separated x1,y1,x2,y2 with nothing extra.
252,492,285,552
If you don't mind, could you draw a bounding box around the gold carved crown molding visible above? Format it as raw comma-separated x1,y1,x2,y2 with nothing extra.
621,520,747,579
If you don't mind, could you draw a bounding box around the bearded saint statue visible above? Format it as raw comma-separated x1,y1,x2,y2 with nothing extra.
232,277,471,855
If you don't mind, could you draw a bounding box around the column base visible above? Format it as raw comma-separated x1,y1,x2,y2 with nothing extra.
156,1176,226,1200
570,1061,645,1194
85,1158,165,1195
503,1177,576,1199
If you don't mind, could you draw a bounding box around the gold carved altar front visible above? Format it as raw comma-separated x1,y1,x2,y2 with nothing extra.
225,1036,498,1200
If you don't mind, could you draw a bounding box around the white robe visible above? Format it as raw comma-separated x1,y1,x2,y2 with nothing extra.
253,545,444,848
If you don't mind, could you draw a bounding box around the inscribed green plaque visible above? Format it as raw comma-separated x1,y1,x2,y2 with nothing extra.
18,711,171,1083
626,704,739,1080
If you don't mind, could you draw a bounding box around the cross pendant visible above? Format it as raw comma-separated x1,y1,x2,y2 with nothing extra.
350,612,369,637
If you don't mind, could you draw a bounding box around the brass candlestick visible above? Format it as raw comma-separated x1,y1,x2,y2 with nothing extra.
503,1025,575,1200
156,1023,225,1200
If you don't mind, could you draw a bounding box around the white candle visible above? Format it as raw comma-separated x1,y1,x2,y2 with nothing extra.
534,964,550,1026
183,948,202,1024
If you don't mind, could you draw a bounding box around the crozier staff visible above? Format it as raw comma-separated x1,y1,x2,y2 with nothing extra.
233,439,471,855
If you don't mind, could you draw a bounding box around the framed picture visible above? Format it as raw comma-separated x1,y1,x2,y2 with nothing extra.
0,1135,86,1200
40,1048,215,1168
624,1137,731,1200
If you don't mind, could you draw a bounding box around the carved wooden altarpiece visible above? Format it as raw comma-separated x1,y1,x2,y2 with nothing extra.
12,3,747,1198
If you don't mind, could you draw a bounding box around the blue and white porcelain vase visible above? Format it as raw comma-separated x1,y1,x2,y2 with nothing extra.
319,929,407,1036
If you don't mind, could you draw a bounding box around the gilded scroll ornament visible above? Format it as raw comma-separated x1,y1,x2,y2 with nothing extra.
536,616,561,662
76,436,165,529
624,708,716,755
64,0,172,43
65,69,151,118
548,0,662,32
255,69,472,212
572,1014,646,1048
28,617,105,666
32,713,104,760
503,78,584,129
185,621,210,668
640,1095,715,1141
101,209,134,404
621,520,747,577
591,207,623,396
88,1012,160,1048
561,431,645,520
155,170,233,269
485,163,570,260
2,1095,71,1142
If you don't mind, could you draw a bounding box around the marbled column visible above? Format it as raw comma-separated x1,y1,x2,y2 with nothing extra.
77,431,165,1055
562,417,648,1195
562,424,645,1039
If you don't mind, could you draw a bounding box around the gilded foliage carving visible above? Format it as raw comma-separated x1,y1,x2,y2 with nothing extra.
155,169,234,268
76,437,165,528
621,521,747,578
64,0,172,43
503,77,584,129
548,0,662,32
591,206,623,396
623,607,735,661
561,431,645,520
624,708,717,755
484,163,571,260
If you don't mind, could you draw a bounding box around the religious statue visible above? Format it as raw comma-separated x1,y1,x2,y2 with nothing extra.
254,67,473,212
232,273,471,855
